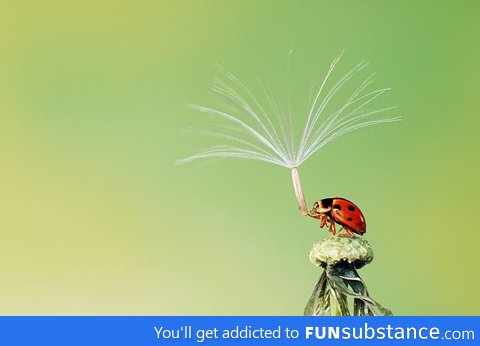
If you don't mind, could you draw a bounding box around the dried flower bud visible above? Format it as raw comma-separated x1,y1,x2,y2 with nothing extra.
309,235,374,269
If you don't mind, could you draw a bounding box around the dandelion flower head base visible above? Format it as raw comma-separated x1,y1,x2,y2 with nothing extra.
305,236,392,316
309,235,373,269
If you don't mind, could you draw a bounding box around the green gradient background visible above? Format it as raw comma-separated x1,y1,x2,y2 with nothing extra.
1,1,479,315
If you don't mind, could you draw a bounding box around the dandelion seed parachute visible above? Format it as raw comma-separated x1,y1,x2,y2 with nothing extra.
175,51,400,213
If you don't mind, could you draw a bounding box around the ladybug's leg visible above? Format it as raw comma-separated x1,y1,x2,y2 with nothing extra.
338,227,355,238
320,214,328,229
329,220,336,236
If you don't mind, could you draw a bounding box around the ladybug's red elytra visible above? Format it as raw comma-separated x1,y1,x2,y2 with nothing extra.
308,197,366,237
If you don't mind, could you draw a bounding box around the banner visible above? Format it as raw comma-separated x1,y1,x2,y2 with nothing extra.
0,316,477,345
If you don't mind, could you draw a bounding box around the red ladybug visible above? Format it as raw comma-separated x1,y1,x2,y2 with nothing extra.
308,197,366,237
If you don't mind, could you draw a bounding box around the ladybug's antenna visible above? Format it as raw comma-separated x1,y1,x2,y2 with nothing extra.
291,167,308,216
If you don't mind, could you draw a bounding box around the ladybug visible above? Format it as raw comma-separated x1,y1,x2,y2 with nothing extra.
308,197,366,237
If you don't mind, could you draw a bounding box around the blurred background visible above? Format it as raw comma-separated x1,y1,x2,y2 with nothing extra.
0,1,479,315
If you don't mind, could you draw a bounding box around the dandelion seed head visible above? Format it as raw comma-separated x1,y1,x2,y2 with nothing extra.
176,52,401,169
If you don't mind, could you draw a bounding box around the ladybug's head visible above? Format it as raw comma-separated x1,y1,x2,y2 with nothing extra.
310,201,321,215
310,199,332,216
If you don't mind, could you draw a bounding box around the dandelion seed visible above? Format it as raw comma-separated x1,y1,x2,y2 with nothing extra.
176,52,401,215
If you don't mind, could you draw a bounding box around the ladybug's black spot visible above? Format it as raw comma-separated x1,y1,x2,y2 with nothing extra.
357,222,363,227
347,217,353,221
333,204,342,210
347,205,356,212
